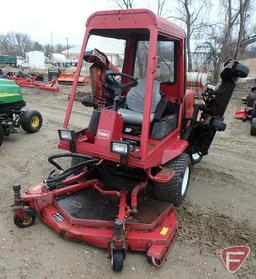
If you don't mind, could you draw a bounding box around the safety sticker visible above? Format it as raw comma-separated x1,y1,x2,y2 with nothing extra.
160,227,169,236
53,212,64,222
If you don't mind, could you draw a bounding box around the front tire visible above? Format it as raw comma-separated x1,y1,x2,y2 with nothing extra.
151,153,191,206
111,250,124,272
21,110,43,133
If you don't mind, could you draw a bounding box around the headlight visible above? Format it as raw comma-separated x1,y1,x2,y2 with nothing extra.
111,141,134,156
58,129,75,141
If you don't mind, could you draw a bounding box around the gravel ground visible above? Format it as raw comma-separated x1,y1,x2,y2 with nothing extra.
0,82,255,279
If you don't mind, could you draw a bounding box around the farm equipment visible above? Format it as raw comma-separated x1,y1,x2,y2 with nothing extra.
6,71,59,93
235,82,256,135
57,69,90,85
0,55,17,67
0,78,42,146
12,9,249,271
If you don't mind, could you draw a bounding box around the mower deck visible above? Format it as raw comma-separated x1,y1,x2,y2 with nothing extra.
14,175,177,268
57,188,171,225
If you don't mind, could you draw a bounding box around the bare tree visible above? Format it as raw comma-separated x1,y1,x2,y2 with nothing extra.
0,32,32,56
196,0,256,82
157,0,168,16
233,0,256,58
169,0,210,71
113,0,134,9
32,42,43,51
43,44,54,56
54,43,66,53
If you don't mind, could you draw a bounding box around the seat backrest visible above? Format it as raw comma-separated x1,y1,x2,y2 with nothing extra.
126,79,161,113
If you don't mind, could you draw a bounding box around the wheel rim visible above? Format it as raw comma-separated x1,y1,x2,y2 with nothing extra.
31,115,39,128
192,152,200,161
22,215,33,226
181,166,189,196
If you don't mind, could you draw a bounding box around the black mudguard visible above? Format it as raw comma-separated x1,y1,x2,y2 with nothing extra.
187,60,249,155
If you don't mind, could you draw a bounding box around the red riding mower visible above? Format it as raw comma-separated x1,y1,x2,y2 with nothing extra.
235,82,256,135
13,9,249,272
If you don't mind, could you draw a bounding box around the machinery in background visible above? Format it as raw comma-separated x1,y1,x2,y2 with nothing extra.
5,71,59,93
0,79,42,146
235,81,256,135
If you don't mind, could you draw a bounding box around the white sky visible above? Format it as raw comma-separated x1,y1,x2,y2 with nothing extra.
0,0,219,53
0,0,156,46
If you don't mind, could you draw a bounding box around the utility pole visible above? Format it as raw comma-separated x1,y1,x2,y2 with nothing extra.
65,37,69,58
50,32,53,53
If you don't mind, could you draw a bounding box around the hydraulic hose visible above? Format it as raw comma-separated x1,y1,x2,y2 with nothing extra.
45,153,99,188
48,152,95,171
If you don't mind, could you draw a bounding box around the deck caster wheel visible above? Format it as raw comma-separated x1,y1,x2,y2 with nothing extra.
13,208,36,228
147,256,163,267
111,250,124,272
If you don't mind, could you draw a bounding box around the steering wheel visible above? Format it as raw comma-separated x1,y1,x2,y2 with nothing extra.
106,72,138,89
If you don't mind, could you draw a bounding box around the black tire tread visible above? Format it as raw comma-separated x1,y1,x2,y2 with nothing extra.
151,153,190,206
247,91,256,107
13,209,36,228
112,251,124,272
21,110,43,133
0,125,4,146
251,118,256,136
252,101,256,118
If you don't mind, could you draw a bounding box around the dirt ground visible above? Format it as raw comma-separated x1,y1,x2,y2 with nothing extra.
0,81,255,279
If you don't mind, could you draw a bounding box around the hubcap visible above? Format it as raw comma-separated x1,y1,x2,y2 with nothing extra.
31,115,39,128
181,166,189,196
192,152,201,161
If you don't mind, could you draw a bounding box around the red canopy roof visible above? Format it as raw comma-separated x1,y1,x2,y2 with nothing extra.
86,9,186,40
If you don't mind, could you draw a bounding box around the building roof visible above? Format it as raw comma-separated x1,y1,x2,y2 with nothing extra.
62,45,122,56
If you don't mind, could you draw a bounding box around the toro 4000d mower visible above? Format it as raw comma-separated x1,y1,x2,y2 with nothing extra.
13,9,248,271
0,78,42,146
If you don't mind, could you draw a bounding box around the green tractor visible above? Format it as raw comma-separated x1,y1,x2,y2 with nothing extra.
0,79,42,146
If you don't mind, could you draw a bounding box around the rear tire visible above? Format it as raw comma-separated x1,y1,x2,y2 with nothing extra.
21,110,43,133
247,91,256,107
252,101,256,118
251,118,256,136
0,126,4,146
151,153,191,206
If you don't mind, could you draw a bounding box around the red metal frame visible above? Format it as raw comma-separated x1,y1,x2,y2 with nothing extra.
59,9,189,169
235,108,252,120
8,76,59,92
